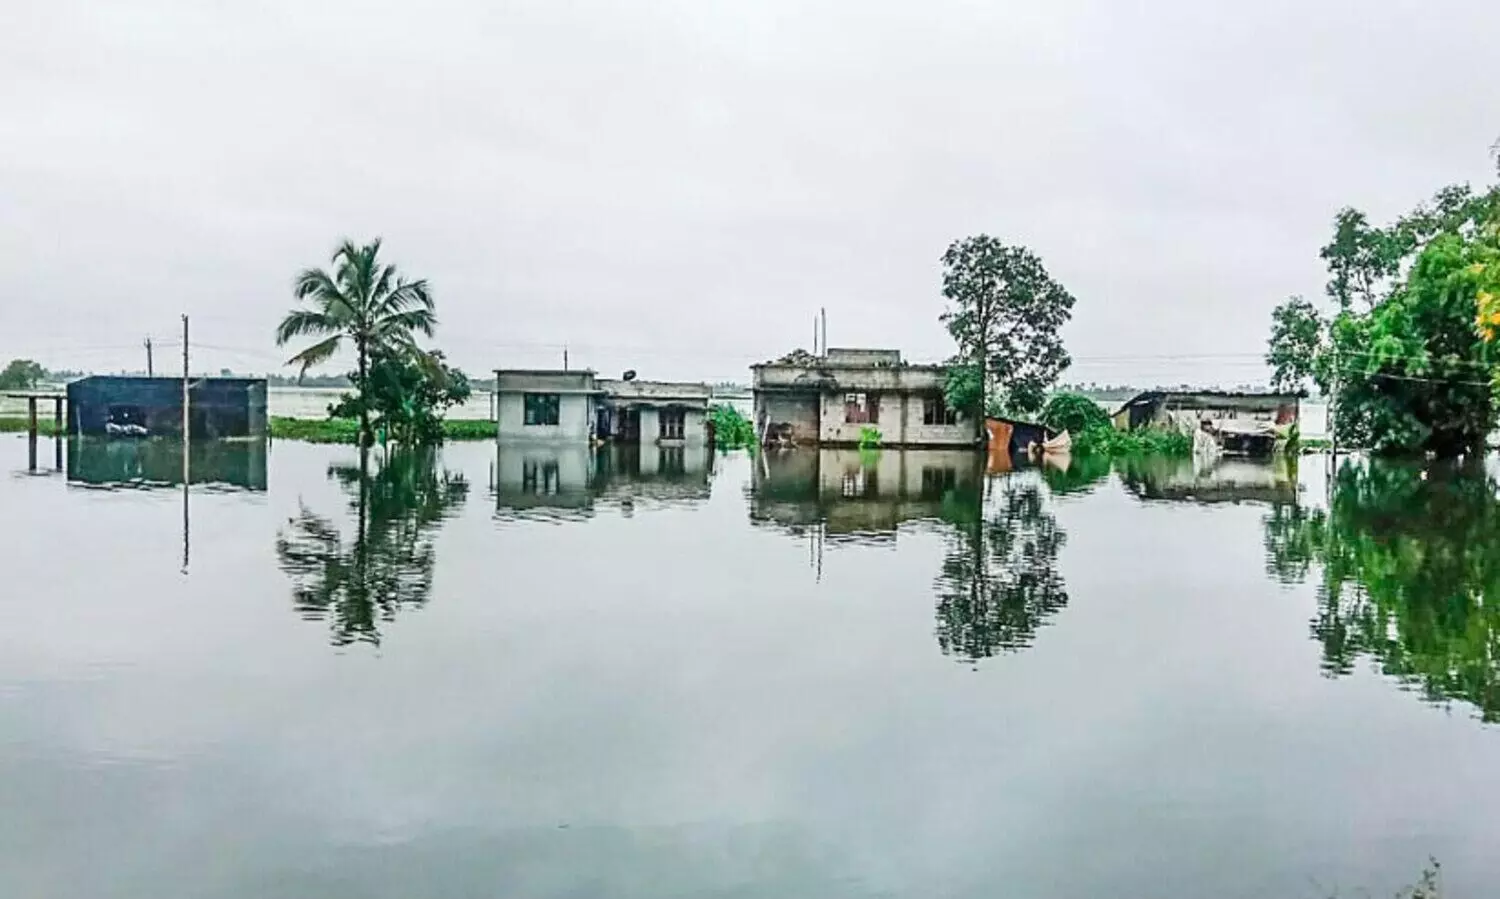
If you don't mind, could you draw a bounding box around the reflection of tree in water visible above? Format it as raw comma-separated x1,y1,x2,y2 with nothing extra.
934,475,1069,662
276,448,469,646
1264,461,1500,721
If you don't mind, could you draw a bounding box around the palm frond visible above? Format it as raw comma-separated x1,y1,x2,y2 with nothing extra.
275,309,340,346
375,308,437,339
293,267,344,303
285,334,344,379
371,264,396,306
378,279,435,316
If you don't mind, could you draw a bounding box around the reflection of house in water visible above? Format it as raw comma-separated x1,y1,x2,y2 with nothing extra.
67,437,268,490
1119,457,1297,506
493,443,711,521
749,449,982,543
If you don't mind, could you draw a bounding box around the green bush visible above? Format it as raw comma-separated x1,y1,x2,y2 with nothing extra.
710,403,756,450
1072,424,1191,457
1042,392,1110,435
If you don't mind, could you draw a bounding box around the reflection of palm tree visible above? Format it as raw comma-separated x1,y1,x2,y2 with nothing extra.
934,476,1069,661
1264,461,1500,721
276,448,468,646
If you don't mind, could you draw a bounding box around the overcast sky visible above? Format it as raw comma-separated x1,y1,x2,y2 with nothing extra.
3,0,1497,385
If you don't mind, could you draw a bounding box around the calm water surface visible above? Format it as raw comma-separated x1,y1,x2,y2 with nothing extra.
1,436,1495,898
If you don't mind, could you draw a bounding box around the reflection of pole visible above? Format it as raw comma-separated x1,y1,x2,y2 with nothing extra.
182,314,190,574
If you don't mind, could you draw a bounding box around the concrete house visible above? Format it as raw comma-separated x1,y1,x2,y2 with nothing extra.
494,370,600,442
595,378,712,446
66,375,267,438
494,369,713,445
750,348,976,448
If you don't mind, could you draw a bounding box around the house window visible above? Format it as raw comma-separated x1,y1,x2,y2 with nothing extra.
523,393,560,426
659,408,686,440
844,392,878,424
923,396,958,426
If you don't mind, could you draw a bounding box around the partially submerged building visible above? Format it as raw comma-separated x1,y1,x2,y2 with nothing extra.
1112,390,1300,456
66,376,267,438
750,348,976,448
493,369,712,445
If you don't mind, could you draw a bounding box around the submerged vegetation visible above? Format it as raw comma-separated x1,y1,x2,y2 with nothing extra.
709,403,756,450
270,416,492,444
1041,391,1191,458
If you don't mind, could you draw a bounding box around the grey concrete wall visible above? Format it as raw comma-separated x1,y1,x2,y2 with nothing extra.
826,348,902,366
754,364,947,392
494,371,596,393
817,391,976,447
496,392,593,441
756,393,820,443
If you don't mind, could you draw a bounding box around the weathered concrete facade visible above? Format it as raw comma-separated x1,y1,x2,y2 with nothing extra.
66,375,267,438
596,378,711,446
1112,391,1300,431
494,370,600,442
494,369,714,446
751,348,976,448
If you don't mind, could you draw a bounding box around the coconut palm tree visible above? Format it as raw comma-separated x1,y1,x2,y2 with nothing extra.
275,239,436,446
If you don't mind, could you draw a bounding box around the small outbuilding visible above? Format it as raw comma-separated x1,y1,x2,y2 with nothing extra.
66,376,267,438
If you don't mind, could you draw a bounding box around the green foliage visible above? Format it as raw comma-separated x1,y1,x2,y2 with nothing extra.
709,403,756,450
0,359,46,390
1265,295,1323,393
270,416,491,444
1265,156,1500,457
276,238,438,445
858,425,882,450
1264,461,1500,724
329,348,471,446
1040,392,1109,435
0,417,62,436
939,235,1075,417
1071,425,1191,457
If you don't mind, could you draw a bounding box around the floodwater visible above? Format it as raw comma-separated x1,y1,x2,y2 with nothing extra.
2,436,1496,898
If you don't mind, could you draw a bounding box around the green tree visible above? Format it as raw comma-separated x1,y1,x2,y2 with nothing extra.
329,348,471,446
1319,208,1399,309
1264,295,1323,394
275,239,436,447
1266,151,1500,456
0,359,46,390
939,236,1075,419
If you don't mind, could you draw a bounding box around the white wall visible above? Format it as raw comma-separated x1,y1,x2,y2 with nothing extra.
496,392,593,441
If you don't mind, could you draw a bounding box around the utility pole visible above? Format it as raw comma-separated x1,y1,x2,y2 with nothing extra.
820,307,827,356
145,337,154,377
563,345,569,371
